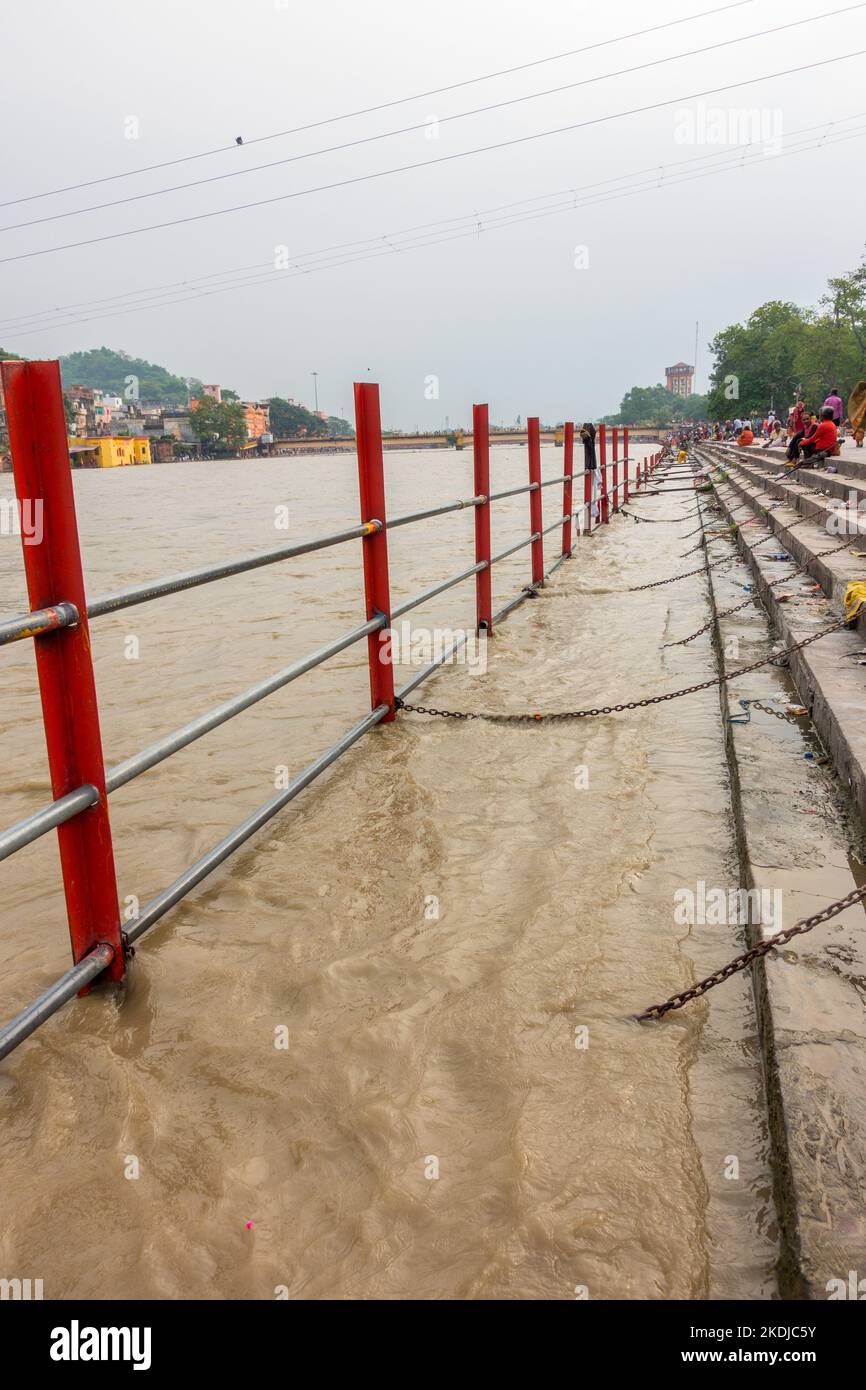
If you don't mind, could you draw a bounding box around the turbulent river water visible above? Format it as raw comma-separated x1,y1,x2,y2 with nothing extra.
0,444,779,1299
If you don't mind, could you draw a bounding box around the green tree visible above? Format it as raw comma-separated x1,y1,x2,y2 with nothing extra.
190,396,248,453
604,383,708,426
266,397,330,437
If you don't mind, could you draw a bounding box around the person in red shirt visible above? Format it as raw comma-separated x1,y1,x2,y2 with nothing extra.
802,408,838,462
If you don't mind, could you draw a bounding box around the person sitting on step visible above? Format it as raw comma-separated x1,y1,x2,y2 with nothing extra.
799,406,838,466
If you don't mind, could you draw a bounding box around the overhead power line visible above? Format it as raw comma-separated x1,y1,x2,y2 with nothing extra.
0,0,757,211
1,3,860,235
6,120,865,341
0,50,861,268
2,112,860,334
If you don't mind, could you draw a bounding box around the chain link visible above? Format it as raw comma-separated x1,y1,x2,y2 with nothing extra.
628,554,732,592
636,882,866,1020
395,616,849,724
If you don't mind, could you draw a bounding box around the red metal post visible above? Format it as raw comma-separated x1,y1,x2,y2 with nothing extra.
599,423,610,523
473,403,493,630
611,427,619,513
354,382,395,722
562,421,574,556
2,359,124,984
623,427,630,503
527,417,544,585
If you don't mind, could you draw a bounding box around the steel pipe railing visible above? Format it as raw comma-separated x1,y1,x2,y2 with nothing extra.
388,496,485,529
0,602,79,648
0,359,658,1062
489,532,541,566
391,563,486,622
86,522,381,620
0,943,116,1063
105,616,384,793
124,705,389,947
0,784,100,863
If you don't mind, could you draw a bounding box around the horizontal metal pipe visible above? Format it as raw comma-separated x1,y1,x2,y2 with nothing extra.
0,601,79,648
388,496,484,529
487,483,538,502
391,563,486,622
489,532,540,565
394,633,470,700
106,617,382,793
545,553,569,579
0,784,100,863
126,705,389,945
541,514,569,537
491,586,537,624
87,522,381,619
0,943,115,1062
538,475,569,489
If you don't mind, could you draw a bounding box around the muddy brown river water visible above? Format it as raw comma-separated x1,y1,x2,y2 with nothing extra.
0,445,781,1299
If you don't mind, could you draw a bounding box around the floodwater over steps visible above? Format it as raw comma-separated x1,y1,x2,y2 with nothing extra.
0,447,778,1299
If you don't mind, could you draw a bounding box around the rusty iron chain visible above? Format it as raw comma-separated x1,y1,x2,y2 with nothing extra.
748,698,805,723
395,616,849,724
628,554,733,592
636,882,866,1021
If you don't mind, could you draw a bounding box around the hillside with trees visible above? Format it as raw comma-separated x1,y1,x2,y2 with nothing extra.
59,347,202,404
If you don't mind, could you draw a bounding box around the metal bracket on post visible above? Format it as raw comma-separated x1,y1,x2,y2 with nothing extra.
527,417,544,584
354,382,396,722
473,403,492,631
562,422,574,556
1,359,124,986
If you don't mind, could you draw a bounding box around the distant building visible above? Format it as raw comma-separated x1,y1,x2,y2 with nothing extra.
68,436,152,468
665,362,695,397
203,384,222,403
243,401,270,440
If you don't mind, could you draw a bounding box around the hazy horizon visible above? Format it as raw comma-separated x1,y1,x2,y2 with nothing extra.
1,0,863,428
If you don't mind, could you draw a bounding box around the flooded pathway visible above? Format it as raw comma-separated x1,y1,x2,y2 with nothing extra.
0,449,778,1298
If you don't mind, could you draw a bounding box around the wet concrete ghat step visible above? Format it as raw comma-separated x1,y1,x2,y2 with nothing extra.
713,443,866,517
698,449,866,637
696,487,866,1299
694,444,866,824
726,441,866,487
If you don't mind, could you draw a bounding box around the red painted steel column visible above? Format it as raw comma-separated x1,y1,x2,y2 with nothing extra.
611,427,619,513
527,417,544,585
623,427,630,503
2,359,124,984
354,382,396,722
562,421,574,556
473,403,493,630
599,423,610,523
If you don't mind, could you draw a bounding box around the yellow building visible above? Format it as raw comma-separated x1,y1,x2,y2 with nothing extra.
69,436,152,468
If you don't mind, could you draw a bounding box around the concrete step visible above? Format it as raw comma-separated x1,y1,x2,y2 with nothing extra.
694,444,866,821
695,447,866,626
713,439,866,485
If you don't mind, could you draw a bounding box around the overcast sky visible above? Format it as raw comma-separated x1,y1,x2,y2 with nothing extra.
1,0,863,427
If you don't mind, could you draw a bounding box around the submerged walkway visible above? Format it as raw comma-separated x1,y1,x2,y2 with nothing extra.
3,479,782,1299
